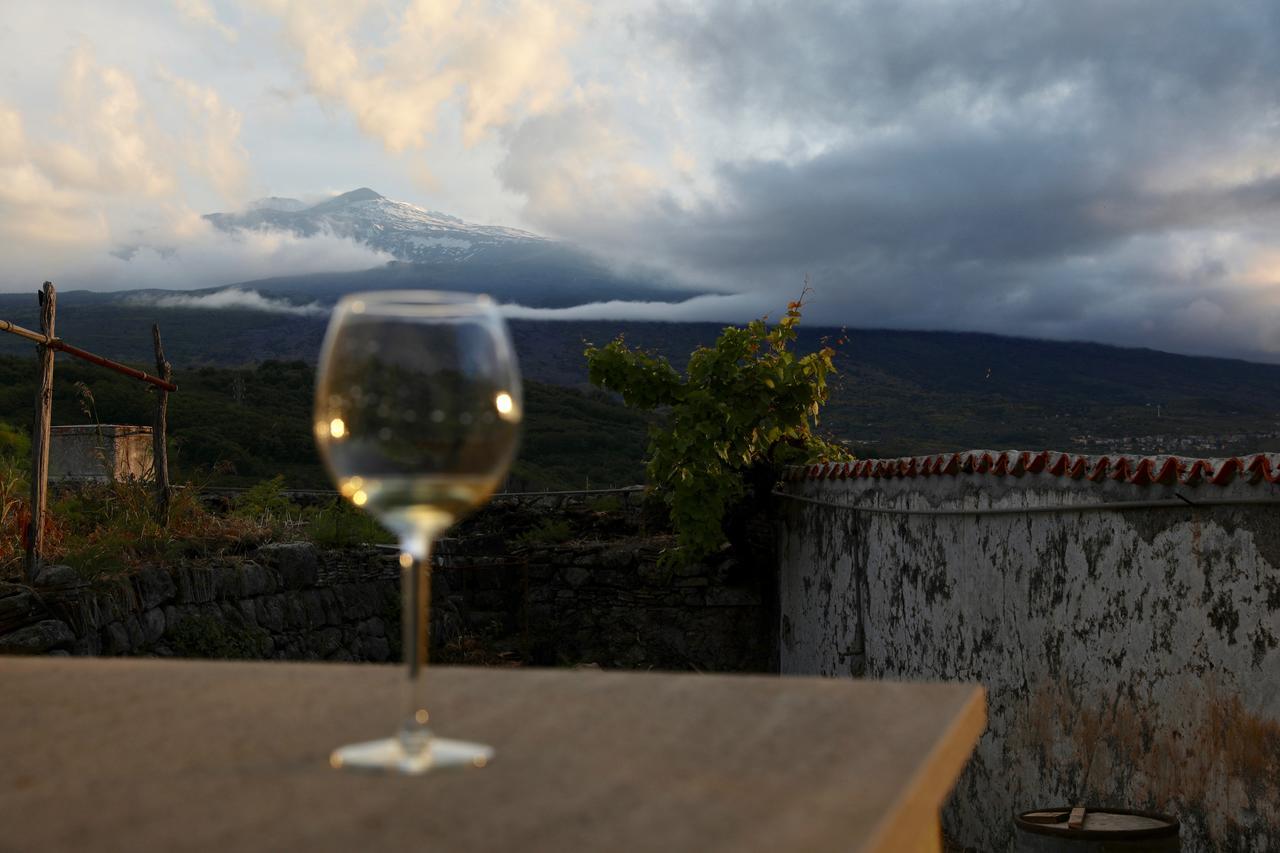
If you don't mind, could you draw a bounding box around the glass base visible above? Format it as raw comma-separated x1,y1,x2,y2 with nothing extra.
329,736,494,775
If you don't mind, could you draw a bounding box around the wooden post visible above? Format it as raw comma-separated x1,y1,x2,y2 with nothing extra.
152,324,172,522
25,282,56,583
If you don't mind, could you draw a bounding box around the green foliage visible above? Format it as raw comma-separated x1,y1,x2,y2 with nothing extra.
586,296,852,561
514,517,574,547
51,479,273,579
303,498,394,548
232,475,298,522
0,420,29,460
170,613,270,659
585,494,622,513
0,454,27,576
0,355,647,492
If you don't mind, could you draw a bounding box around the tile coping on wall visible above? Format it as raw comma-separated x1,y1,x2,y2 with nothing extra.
786,450,1280,488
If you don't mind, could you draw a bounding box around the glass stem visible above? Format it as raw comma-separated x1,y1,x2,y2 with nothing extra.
399,533,433,760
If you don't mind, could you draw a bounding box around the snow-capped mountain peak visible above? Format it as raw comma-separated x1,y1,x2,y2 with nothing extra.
206,188,547,264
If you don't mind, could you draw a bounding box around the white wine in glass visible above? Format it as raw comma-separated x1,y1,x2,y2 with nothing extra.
314,290,521,773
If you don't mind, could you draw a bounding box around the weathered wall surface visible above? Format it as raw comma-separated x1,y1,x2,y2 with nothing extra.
777,468,1280,852
49,424,153,482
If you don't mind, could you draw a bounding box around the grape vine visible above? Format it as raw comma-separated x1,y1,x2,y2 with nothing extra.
585,296,852,562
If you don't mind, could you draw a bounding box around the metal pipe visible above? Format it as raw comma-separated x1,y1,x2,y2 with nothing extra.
772,489,1280,516
50,340,177,392
0,318,178,391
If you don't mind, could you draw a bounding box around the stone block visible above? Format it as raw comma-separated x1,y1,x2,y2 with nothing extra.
256,543,321,590
706,587,759,607
72,633,102,656
133,566,176,610
0,588,37,633
239,562,274,597
142,608,166,644
0,619,75,654
320,589,343,626
255,596,286,633
284,597,308,630
340,584,378,621
637,562,673,586
357,617,385,637
54,594,103,635
673,560,706,578
469,591,507,610
175,566,216,604
310,627,343,657
563,566,591,588
102,621,131,655
600,546,637,570
33,564,84,589
219,602,247,628
674,577,710,588
359,636,391,662
213,564,242,600
302,591,326,629
125,615,145,649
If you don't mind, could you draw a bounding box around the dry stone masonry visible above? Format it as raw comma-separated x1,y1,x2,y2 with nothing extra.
0,498,770,672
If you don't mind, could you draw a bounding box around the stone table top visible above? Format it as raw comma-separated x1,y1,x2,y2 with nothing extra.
0,658,984,852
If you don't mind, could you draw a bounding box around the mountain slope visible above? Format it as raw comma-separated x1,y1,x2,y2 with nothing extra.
207,188,548,264
202,188,698,307
0,287,1277,459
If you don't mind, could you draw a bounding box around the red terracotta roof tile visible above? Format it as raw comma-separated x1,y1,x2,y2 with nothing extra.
788,451,1280,488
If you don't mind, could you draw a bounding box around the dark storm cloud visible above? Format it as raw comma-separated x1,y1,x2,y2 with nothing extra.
571,0,1280,359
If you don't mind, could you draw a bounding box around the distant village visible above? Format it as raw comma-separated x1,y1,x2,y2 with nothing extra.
1071,429,1280,455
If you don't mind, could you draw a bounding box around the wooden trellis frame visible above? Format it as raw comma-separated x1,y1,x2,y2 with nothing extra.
0,282,178,582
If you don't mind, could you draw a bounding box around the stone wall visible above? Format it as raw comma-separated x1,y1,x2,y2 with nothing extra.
0,498,770,673
0,544,401,662
435,534,769,671
776,458,1280,853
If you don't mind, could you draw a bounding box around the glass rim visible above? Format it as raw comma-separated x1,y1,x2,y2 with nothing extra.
335,290,498,317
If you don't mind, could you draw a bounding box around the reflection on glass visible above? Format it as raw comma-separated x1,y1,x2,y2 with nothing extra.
314,290,521,773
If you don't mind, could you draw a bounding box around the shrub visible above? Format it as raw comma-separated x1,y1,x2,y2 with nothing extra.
303,498,393,548
0,421,29,460
585,294,851,562
514,518,574,547
232,475,298,524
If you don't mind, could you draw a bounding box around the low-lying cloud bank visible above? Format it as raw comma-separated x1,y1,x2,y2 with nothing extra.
129,287,328,317
499,292,766,323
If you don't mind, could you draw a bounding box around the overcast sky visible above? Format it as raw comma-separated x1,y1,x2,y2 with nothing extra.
2,1,1280,360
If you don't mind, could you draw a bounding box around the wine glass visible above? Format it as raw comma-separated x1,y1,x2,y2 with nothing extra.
313,290,521,773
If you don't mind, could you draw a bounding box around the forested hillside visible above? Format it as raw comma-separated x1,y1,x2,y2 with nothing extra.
0,357,648,491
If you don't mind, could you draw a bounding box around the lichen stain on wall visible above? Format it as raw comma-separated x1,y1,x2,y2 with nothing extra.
1016,678,1280,846
777,479,1280,852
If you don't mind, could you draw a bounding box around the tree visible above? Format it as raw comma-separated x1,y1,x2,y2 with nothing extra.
585,295,851,562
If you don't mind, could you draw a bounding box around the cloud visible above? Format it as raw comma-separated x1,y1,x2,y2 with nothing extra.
132,287,327,316
500,292,764,323
0,41,338,293
262,0,584,153
7,0,1280,363
31,221,394,292
155,69,250,203
483,0,1280,360
174,0,238,43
